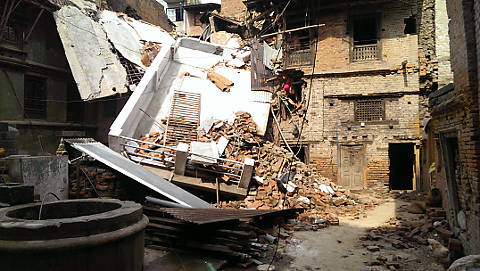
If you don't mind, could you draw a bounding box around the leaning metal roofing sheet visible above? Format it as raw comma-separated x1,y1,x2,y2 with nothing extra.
66,138,213,208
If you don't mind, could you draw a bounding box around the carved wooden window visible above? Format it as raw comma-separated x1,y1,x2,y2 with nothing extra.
355,99,384,122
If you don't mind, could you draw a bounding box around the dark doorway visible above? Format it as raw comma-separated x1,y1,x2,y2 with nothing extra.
389,143,415,190
440,135,461,225
291,146,307,163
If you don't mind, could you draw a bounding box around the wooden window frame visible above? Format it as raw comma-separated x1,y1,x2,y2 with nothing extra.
24,74,47,120
348,13,382,62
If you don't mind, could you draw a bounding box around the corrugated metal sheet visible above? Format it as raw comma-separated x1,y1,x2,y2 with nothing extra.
66,138,213,208
147,207,302,225
251,40,273,91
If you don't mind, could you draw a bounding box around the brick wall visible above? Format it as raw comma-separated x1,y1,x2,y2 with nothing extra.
310,143,338,181
303,1,419,74
366,160,389,186
430,0,480,255
220,0,246,21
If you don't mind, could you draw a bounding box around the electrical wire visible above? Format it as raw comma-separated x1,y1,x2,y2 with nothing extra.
266,16,320,271
292,34,318,157
257,0,292,37
80,168,102,198
38,192,60,220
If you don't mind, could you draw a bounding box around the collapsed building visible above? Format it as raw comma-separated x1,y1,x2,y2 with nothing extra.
0,0,174,155
2,0,480,267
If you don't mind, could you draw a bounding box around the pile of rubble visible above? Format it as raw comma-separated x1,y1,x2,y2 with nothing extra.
360,199,464,270
198,111,263,159
69,164,127,198
217,144,375,226
199,113,374,225
133,111,375,226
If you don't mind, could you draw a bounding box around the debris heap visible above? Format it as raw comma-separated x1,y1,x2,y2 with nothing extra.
134,112,375,225
217,142,374,226
199,113,373,225
143,204,300,265
360,196,464,270
69,164,127,198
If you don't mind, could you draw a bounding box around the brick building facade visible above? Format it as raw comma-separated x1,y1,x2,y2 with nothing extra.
424,0,480,255
239,0,454,193
259,0,442,191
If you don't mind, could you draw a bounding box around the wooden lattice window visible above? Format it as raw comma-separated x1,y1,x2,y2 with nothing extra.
24,75,47,120
355,99,384,122
2,25,17,43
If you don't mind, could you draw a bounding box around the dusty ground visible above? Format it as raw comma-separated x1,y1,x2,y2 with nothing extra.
144,193,446,271
275,196,445,271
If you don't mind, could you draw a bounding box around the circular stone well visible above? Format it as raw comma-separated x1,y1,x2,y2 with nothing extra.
0,198,148,271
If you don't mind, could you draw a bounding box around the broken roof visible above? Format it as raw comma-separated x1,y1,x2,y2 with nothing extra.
54,3,175,100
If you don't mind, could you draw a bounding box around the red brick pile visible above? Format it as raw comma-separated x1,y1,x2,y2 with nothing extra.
132,112,374,225
216,141,374,225
69,165,127,198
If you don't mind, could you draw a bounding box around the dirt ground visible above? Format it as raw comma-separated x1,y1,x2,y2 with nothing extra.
144,193,446,271
275,196,445,271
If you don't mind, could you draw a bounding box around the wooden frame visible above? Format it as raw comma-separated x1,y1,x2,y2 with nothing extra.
348,13,382,62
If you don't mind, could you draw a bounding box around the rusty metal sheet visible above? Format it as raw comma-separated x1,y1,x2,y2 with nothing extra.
147,207,302,225
251,40,273,91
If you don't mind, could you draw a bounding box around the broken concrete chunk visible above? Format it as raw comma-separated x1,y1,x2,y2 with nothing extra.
257,264,275,271
297,196,310,205
367,245,381,252
286,181,297,194
227,58,246,68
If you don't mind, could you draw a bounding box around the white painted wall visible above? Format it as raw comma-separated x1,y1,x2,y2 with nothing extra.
109,38,270,152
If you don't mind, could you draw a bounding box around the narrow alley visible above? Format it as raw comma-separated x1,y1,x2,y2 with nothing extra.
1,0,480,270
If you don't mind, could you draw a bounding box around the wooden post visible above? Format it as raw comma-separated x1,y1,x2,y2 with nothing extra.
238,158,254,189
216,177,220,205
174,143,189,176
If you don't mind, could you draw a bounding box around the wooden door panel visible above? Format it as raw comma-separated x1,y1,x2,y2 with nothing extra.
340,145,365,189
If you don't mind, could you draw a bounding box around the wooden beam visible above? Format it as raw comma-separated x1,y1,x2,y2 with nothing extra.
261,24,325,38
143,165,248,197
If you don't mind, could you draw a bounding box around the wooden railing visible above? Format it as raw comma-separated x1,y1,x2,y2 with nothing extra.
352,44,378,62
